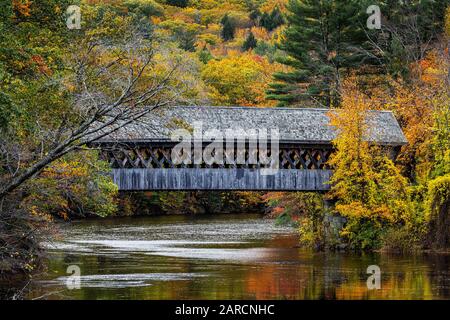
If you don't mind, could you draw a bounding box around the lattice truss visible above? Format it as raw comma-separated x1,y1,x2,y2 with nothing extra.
102,145,332,170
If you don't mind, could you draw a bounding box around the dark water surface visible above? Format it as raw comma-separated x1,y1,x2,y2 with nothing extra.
27,214,449,299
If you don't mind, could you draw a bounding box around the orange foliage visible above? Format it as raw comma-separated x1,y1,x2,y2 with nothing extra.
259,0,288,13
367,49,449,180
250,26,270,41
12,0,32,17
31,55,52,76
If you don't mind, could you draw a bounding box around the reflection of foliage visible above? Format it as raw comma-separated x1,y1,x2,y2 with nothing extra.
263,192,331,249
446,6,450,37
120,191,264,215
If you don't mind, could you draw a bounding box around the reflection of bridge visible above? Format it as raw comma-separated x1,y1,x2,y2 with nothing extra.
94,106,407,191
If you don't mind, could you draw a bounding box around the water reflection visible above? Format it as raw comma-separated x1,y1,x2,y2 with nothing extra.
27,214,449,300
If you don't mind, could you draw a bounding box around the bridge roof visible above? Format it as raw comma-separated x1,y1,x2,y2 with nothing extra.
98,106,407,146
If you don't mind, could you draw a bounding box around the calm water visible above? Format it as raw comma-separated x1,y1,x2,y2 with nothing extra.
26,214,449,300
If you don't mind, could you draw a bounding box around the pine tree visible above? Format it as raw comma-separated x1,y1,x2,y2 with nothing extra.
242,32,257,51
221,14,235,41
259,6,285,31
249,9,260,22
166,0,189,8
259,12,272,30
267,0,375,107
269,6,284,30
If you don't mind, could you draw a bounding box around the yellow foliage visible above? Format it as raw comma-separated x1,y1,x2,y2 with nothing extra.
22,151,118,219
328,78,412,249
201,52,285,106
251,26,270,41
366,48,449,182
151,16,162,24
260,0,288,13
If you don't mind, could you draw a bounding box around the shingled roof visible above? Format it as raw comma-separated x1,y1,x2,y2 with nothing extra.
98,106,407,146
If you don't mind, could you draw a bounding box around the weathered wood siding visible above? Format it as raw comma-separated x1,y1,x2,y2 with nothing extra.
111,168,333,191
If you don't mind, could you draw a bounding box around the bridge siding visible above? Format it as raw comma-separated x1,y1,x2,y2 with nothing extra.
112,168,332,191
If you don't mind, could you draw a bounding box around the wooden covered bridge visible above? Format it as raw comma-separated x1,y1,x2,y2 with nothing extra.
95,106,407,191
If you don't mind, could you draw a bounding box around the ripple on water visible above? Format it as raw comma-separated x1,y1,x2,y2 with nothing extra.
61,240,276,261
40,273,207,289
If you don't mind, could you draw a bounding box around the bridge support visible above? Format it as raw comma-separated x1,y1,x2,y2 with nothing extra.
111,168,333,191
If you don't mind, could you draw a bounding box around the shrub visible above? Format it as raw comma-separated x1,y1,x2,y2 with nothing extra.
21,151,118,219
425,174,450,248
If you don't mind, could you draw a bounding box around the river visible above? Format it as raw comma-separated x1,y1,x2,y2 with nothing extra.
26,214,449,300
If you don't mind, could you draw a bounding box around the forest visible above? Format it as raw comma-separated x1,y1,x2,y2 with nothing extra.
0,0,449,291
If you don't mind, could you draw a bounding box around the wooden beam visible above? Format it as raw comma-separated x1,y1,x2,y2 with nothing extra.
111,168,333,191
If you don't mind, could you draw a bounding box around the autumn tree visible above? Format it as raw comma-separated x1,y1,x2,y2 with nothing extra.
0,2,191,280
22,151,118,219
159,19,202,51
328,80,411,250
0,5,190,201
201,53,282,106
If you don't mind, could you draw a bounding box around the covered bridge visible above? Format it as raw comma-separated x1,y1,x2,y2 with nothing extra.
95,106,407,191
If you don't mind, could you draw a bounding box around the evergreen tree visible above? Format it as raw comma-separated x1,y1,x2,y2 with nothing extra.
198,47,213,64
242,32,257,51
259,6,285,31
221,14,235,41
259,12,272,30
267,0,375,107
269,6,284,30
249,9,260,22
166,0,189,8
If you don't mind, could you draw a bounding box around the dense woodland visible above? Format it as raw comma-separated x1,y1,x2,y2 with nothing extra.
0,0,449,286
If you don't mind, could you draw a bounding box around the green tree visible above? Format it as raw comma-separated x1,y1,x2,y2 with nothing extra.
259,12,271,30
242,31,257,51
269,6,284,29
166,0,189,8
221,14,235,41
260,6,284,31
267,0,374,107
198,46,213,64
